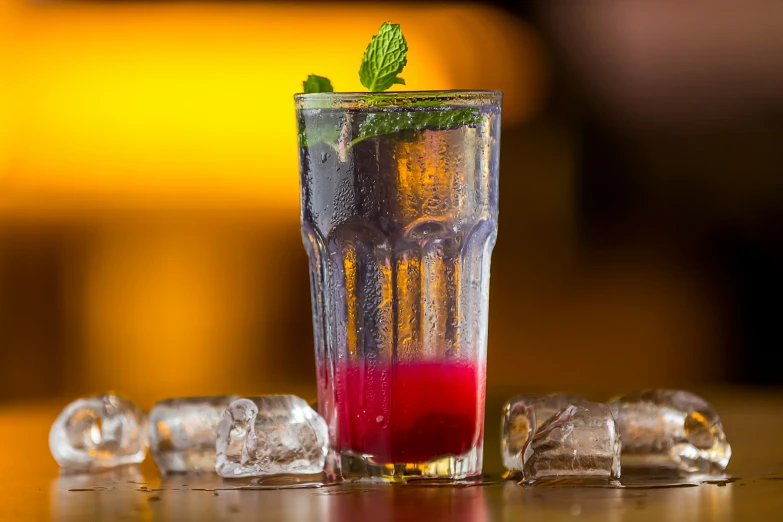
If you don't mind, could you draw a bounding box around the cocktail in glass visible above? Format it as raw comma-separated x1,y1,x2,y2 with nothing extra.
295,91,501,481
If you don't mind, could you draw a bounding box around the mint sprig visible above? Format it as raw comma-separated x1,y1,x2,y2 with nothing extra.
299,22,408,95
349,108,481,149
299,23,482,152
303,75,333,94
358,22,407,92
299,124,340,149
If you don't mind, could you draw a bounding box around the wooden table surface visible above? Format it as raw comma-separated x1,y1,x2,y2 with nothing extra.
2,389,782,521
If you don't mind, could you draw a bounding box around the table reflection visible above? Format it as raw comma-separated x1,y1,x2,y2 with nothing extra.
319,484,489,522
51,465,153,521
499,479,733,522
51,467,735,522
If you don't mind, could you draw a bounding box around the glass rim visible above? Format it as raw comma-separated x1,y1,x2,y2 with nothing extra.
294,90,502,109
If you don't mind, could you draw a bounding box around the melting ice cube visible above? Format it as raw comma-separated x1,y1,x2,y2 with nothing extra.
215,396,328,478
502,395,621,484
149,396,239,473
501,394,586,472
49,394,148,472
609,390,731,475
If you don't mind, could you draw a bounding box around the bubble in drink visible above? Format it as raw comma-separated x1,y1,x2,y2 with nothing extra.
609,390,731,475
49,393,148,472
149,396,239,473
215,396,328,478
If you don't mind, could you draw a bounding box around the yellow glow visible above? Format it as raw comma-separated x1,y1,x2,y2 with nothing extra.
79,224,287,404
395,251,421,357
0,2,546,403
0,1,544,217
344,245,358,359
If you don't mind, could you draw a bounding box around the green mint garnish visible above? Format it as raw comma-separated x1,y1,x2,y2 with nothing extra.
302,75,334,94
348,107,481,149
299,23,483,153
299,124,340,149
359,22,408,92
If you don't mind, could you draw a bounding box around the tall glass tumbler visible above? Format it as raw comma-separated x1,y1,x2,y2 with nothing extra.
295,91,501,481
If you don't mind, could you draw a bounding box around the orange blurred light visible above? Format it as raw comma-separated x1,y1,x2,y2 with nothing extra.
0,1,544,217
0,2,546,403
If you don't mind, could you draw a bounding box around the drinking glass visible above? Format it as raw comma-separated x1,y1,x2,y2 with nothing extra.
295,91,501,481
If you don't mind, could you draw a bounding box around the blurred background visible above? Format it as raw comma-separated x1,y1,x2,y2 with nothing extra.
1,0,782,409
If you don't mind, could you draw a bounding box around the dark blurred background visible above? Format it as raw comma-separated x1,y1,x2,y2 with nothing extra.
1,0,782,409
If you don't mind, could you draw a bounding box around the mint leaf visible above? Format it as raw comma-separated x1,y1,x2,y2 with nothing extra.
303,75,333,94
348,108,481,149
364,96,447,109
300,124,341,149
359,22,408,92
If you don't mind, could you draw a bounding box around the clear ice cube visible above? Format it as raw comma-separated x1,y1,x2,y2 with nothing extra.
215,395,328,478
502,395,621,484
609,390,731,475
502,394,586,472
49,393,148,472
149,396,238,473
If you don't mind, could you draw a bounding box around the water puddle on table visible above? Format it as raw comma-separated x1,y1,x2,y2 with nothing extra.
60,467,743,495
500,471,740,489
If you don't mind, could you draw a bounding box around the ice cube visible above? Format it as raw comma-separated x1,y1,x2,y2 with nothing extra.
215,395,328,478
609,390,731,475
49,394,148,472
149,396,238,473
502,395,621,484
501,394,586,472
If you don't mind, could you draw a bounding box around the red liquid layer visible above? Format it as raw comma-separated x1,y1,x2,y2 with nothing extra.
329,360,484,464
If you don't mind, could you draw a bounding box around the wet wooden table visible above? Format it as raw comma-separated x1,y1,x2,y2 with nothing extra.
2,389,782,521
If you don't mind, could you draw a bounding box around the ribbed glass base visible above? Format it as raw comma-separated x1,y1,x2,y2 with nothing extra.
328,446,483,483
